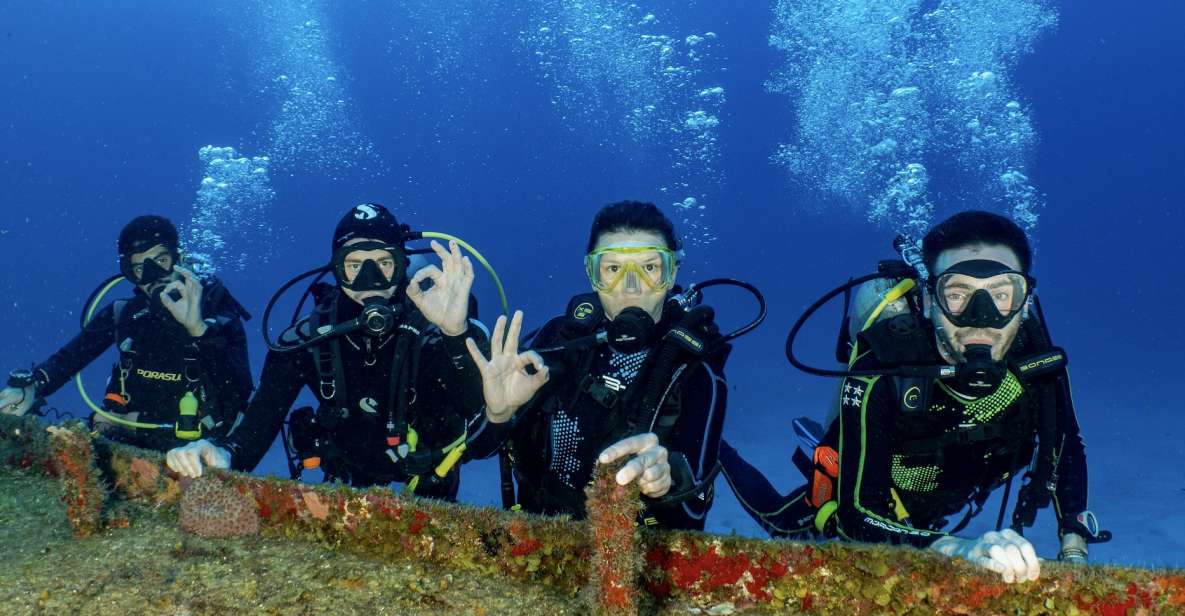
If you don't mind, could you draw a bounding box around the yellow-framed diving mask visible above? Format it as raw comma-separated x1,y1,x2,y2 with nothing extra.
584,244,678,293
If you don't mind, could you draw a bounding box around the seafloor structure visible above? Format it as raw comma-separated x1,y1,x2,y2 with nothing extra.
1,414,1182,615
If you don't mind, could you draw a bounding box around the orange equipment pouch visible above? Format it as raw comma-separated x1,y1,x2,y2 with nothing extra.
806,445,839,508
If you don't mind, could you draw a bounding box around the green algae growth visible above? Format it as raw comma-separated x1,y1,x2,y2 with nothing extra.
0,467,582,616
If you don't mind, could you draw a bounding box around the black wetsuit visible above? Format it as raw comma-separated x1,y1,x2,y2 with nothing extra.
31,275,254,455
467,297,730,530
216,291,486,499
722,365,1090,547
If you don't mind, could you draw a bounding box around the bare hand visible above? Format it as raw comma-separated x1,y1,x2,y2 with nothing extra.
464,310,549,423
159,267,207,337
598,432,672,498
406,240,475,337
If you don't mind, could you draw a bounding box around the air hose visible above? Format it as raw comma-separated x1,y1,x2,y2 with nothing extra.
419,231,510,316
76,276,171,430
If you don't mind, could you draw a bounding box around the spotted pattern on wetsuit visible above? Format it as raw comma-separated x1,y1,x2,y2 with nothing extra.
891,372,1023,493
608,348,648,381
548,409,585,488
546,348,649,489
964,371,1023,423
891,455,941,492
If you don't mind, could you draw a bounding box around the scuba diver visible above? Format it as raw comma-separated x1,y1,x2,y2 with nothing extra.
166,203,489,500
0,215,254,455
721,210,1109,584
464,201,763,529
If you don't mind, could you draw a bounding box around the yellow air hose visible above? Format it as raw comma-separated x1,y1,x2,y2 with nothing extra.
75,277,171,430
846,278,918,368
77,234,505,433
421,231,510,316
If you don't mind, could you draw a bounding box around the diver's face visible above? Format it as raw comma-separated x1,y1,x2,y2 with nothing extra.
340,238,398,305
592,229,674,322
128,244,179,295
926,243,1026,363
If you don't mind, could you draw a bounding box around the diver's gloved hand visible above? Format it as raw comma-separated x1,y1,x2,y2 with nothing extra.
166,439,231,478
0,385,37,416
159,266,208,337
598,432,672,498
465,310,549,423
930,529,1041,583
407,239,475,337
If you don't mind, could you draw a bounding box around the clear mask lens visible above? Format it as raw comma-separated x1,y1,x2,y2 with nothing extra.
936,271,1029,318
585,245,675,293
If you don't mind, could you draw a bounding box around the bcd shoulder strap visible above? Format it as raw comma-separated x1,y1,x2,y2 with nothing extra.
307,297,346,406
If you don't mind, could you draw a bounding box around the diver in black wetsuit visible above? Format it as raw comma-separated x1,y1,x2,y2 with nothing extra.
0,216,254,455
723,211,1109,583
165,204,488,500
464,201,731,529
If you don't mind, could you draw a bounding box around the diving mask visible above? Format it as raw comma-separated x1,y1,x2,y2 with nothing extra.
930,260,1034,329
585,244,677,294
123,250,176,286
333,241,407,292
123,251,184,310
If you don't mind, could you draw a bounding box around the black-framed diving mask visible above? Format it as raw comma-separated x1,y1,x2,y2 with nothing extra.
121,249,177,286
929,259,1035,329
333,241,408,293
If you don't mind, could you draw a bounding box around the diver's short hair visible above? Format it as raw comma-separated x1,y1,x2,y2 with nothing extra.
586,201,680,253
922,210,1032,274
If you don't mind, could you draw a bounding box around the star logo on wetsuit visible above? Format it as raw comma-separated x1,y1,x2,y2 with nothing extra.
842,382,864,407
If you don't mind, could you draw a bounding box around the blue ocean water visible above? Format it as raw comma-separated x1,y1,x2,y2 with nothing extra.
1,0,1181,569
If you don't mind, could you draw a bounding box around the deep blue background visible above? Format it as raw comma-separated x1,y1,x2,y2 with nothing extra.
1,1,1181,567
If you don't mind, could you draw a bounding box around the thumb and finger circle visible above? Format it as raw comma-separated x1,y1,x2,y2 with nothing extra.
518,350,548,377
408,266,443,294
161,280,185,300
175,266,200,289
